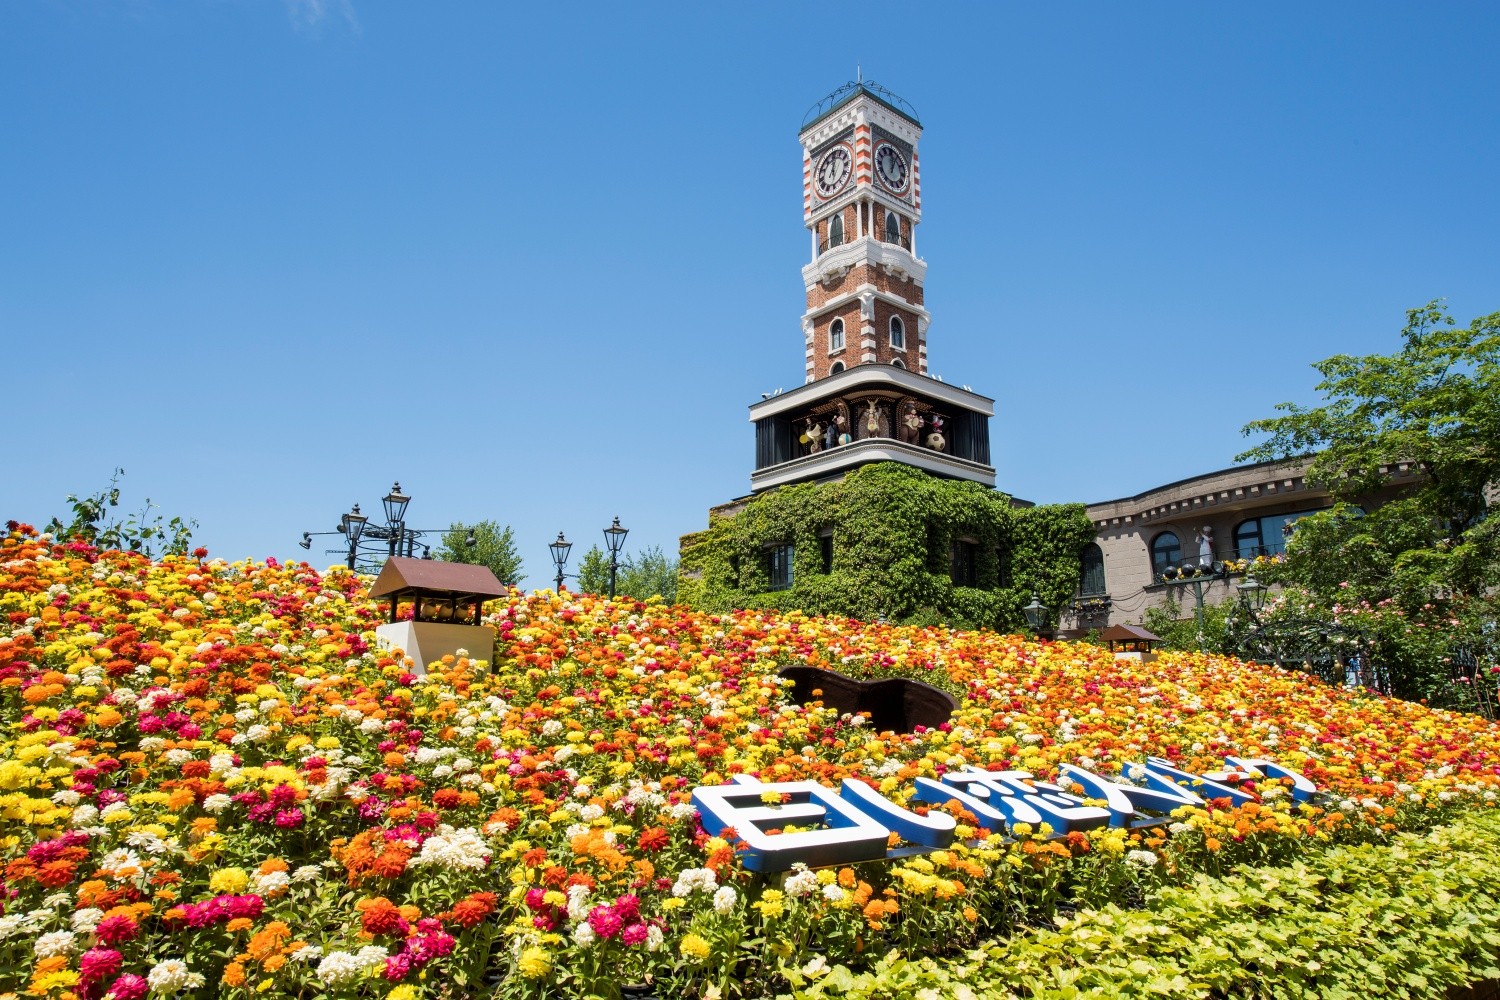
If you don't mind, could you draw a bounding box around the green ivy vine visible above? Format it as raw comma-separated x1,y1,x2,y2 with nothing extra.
678,463,1095,630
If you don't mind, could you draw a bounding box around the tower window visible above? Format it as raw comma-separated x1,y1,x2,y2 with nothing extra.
829,318,845,353
828,214,844,250
891,358,905,369
830,361,846,374
890,315,906,350
766,543,794,591
884,211,901,244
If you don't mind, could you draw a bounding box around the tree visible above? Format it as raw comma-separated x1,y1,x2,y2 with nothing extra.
435,520,523,586
575,545,611,596
616,545,679,603
45,468,197,558
1238,301,1500,601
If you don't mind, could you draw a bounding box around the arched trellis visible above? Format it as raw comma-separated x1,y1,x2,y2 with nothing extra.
1226,610,1391,695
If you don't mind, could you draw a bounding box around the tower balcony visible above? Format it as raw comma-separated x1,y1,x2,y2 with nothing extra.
803,235,926,287
748,364,994,493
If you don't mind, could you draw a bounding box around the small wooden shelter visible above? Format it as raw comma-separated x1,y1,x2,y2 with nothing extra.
1100,624,1161,655
367,558,505,626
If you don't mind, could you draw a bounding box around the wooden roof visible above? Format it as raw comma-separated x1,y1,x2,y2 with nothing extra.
1099,624,1161,643
366,558,505,600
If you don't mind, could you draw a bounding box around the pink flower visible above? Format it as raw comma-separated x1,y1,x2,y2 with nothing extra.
587,904,623,939
94,915,139,944
104,973,149,1000
79,947,122,982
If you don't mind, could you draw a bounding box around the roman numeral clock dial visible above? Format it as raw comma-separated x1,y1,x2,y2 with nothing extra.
875,143,908,193
814,145,852,197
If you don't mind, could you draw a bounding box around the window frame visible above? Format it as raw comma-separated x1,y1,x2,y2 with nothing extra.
1079,542,1106,596
1150,531,1182,578
890,315,906,350
766,543,795,591
884,210,900,244
828,213,845,249
828,317,845,353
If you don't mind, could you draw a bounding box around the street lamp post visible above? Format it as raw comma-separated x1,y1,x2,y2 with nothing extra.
340,504,368,570
603,517,629,599
382,483,411,558
1159,562,1223,647
1237,572,1268,611
1022,591,1047,636
549,532,573,593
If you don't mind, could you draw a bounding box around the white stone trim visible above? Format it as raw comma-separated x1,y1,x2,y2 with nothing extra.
751,438,994,492
800,282,931,332
803,236,926,286
749,364,994,419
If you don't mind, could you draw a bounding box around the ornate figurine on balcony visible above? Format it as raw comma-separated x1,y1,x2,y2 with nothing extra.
926,413,946,452
1196,526,1214,567
804,417,824,455
860,399,889,439
898,400,922,445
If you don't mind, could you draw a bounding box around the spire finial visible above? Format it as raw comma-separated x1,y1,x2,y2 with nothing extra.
857,64,862,84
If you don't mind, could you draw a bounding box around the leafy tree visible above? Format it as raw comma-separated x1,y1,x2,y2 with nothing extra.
575,545,611,595
1238,301,1500,601
435,520,523,586
45,468,197,557
616,545,679,603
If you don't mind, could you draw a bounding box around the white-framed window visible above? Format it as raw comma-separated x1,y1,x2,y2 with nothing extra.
830,360,846,374
890,315,905,350
891,358,905,369
829,317,845,353
884,211,901,244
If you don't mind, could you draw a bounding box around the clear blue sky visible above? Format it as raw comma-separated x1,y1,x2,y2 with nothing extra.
4,2,1498,589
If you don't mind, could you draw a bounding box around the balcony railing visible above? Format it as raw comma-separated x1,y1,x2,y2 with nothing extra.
1151,547,1286,585
817,231,912,255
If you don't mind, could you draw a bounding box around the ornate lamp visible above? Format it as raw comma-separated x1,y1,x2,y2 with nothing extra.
340,504,368,570
603,517,629,598
382,483,410,527
1237,572,1268,611
549,532,573,592
1022,592,1046,633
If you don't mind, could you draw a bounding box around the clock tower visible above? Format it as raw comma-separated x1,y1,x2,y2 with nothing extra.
743,79,996,495
799,80,927,381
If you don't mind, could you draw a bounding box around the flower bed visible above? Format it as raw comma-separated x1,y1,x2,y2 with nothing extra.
1,522,1498,999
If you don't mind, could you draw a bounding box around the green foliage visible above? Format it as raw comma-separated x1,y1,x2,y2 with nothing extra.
1143,596,1237,652
44,468,197,557
615,544,679,603
435,519,523,586
1238,301,1500,601
678,463,1094,630
575,545,611,595
784,811,1500,1000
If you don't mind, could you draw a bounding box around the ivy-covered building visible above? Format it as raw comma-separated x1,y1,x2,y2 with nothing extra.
677,81,1094,631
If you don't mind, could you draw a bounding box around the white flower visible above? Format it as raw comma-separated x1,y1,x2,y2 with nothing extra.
645,924,665,952
578,804,604,822
821,883,845,903
51,790,82,806
572,923,596,947
147,958,203,993
202,794,233,814
671,867,718,897
784,864,818,898
34,930,77,957
314,951,367,986
354,945,388,967
566,884,591,920
1125,849,1159,868
71,805,99,827
255,870,291,894
409,826,490,870
71,908,104,934
712,885,737,914
293,865,323,883
0,915,26,941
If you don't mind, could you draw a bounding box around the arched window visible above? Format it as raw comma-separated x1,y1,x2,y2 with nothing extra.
830,360,845,374
890,358,905,369
828,318,845,353
828,214,844,249
884,211,900,244
890,315,906,350
1080,543,1106,595
1150,532,1181,579
1233,519,1263,559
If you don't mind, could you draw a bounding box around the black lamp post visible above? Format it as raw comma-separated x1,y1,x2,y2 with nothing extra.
1022,591,1047,634
1159,561,1224,647
603,517,629,599
382,483,411,557
549,532,573,592
340,504,368,570
1237,572,1268,611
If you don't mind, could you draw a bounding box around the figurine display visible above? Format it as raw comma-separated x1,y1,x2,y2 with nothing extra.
926,413,946,452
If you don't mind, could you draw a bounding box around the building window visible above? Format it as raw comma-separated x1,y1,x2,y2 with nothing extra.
830,361,845,374
1150,531,1181,578
767,544,794,591
828,214,844,249
1080,543,1106,595
890,315,906,350
996,545,1013,588
829,317,845,353
884,211,900,244
950,539,979,587
1232,511,1321,559
891,358,905,369
819,531,834,574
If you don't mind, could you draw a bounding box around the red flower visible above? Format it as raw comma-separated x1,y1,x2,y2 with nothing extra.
638,827,670,853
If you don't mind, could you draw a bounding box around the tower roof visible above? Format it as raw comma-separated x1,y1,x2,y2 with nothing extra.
800,79,920,133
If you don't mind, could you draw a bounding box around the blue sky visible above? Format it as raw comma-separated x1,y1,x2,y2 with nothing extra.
4,2,1498,588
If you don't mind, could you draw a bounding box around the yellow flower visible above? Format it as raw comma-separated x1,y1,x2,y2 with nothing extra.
386,986,418,1000
678,933,711,962
517,946,551,979
209,867,250,894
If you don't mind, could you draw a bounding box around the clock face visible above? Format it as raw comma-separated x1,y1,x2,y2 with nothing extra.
814,145,853,198
874,143,909,193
